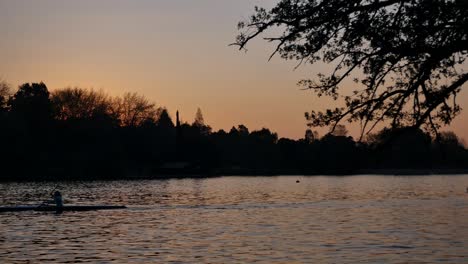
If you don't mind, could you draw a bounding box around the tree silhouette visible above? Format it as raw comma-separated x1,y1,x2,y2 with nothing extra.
193,107,205,127
234,0,468,139
113,92,157,127
0,80,467,180
330,124,349,137
52,87,115,121
8,82,52,126
192,107,211,135
304,129,315,143
439,131,462,147
250,128,278,144
237,124,249,136
157,108,175,129
0,80,11,112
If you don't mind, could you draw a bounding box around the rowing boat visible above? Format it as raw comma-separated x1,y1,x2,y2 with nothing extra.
0,205,126,212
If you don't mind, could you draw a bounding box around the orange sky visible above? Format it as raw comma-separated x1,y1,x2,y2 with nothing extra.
1,0,467,140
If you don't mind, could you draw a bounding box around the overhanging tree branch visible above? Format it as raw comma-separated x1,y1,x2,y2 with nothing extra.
234,0,468,138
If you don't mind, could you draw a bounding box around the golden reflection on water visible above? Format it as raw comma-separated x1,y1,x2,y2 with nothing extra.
0,175,467,263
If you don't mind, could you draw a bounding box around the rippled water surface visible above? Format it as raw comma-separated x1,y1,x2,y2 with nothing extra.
1,175,468,263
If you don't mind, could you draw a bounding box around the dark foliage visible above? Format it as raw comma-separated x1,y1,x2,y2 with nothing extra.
0,80,10,112
8,82,53,128
234,0,468,139
0,82,467,181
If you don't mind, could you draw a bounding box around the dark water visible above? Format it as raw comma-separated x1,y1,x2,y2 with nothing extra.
0,175,467,263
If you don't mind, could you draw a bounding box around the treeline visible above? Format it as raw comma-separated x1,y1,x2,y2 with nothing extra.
0,81,467,181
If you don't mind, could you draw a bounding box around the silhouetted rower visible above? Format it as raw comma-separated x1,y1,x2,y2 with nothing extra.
52,191,63,207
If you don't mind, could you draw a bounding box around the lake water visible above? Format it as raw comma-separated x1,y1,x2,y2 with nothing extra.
0,175,467,263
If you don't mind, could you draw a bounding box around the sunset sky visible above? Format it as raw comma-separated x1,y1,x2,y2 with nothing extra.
1,0,467,140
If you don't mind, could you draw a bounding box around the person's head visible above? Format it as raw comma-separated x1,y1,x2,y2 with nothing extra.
54,191,61,197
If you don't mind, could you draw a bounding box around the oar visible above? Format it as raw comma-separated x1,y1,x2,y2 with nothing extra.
49,182,60,196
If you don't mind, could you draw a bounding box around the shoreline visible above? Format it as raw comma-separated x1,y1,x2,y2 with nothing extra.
1,168,468,182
